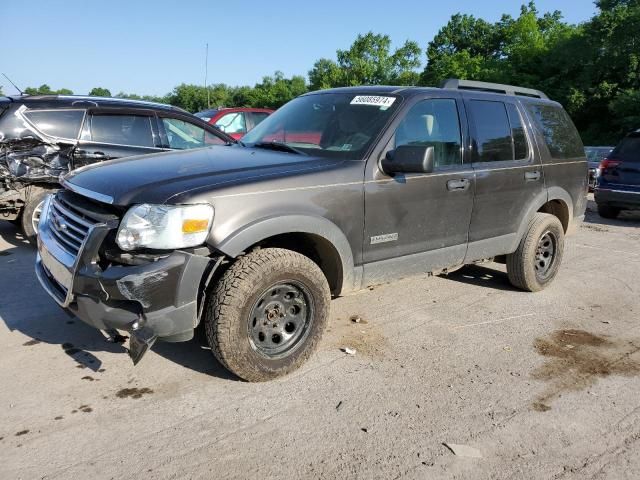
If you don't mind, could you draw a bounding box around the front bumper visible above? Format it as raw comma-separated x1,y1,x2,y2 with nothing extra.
595,187,640,210
35,195,212,345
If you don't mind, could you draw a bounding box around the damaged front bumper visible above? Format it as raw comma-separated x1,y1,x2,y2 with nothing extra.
35,195,214,363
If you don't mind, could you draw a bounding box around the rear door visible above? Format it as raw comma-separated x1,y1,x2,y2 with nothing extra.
464,96,545,260
73,108,163,168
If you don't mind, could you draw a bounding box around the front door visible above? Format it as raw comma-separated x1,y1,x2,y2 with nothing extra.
362,95,475,284
463,97,546,260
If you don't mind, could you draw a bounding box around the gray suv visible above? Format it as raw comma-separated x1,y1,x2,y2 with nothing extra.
35,80,588,381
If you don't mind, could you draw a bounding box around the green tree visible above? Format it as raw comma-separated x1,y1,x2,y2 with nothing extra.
88,87,112,97
24,84,74,95
309,32,422,90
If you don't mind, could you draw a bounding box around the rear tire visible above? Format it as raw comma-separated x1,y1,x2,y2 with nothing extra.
507,213,565,292
21,186,57,244
204,248,331,382
597,204,620,219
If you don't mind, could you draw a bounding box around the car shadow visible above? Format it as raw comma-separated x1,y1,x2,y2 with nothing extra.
585,198,640,227
0,220,31,249
440,264,519,291
151,325,240,381
0,221,239,380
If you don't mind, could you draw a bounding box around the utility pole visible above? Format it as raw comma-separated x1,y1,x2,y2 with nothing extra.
205,43,210,108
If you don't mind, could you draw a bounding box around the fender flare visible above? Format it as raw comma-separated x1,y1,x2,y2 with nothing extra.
512,186,574,252
213,215,357,294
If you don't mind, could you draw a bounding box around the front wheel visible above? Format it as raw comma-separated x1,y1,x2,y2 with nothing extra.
21,186,57,244
204,248,331,381
506,213,565,292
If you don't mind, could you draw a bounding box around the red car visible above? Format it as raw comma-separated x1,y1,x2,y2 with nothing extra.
195,107,273,140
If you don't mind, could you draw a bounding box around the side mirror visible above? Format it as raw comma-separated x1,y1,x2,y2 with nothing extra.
380,145,435,175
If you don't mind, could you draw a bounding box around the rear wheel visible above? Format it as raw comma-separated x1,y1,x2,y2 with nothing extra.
21,186,57,244
597,204,620,219
507,213,565,292
204,248,331,382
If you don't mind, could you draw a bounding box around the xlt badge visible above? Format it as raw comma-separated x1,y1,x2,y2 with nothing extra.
370,233,398,245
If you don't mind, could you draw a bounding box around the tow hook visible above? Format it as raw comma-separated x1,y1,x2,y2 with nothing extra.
128,317,157,365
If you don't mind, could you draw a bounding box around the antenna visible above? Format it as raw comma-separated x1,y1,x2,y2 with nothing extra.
205,43,210,109
2,73,23,95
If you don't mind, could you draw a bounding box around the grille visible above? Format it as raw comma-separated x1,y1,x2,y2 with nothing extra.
48,194,103,256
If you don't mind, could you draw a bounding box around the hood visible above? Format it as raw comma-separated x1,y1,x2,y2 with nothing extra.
63,145,337,206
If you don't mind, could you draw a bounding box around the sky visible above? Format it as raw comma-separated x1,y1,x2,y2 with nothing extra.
0,0,597,97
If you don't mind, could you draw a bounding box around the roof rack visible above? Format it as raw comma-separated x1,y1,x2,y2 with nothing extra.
441,79,548,100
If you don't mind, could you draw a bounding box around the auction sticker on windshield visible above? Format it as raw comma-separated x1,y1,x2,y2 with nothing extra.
350,96,396,108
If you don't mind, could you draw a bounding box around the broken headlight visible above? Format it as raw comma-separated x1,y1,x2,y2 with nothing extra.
116,204,213,251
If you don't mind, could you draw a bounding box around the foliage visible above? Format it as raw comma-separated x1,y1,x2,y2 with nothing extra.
88,87,112,97
24,84,73,95
309,32,422,89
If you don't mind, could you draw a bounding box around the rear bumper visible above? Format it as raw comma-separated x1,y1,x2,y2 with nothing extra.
595,187,640,210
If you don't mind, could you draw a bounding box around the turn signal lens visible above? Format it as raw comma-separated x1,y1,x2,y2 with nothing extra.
182,219,210,233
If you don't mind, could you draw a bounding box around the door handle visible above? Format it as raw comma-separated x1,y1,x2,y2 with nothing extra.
525,170,541,181
447,178,471,191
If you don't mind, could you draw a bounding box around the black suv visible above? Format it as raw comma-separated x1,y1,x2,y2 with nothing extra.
35,80,587,381
0,95,233,241
594,129,640,218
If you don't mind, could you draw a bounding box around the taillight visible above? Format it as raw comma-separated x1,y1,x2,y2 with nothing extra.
599,158,621,171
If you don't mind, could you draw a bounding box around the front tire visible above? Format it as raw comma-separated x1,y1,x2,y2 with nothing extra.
506,213,565,292
205,248,331,382
21,186,56,244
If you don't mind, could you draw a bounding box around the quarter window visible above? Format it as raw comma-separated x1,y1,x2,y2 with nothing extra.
214,112,246,135
506,103,529,160
394,98,462,167
23,109,84,140
162,118,225,149
90,114,154,147
525,103,584,159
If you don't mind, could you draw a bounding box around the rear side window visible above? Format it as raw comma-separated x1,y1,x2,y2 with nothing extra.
23,109,84,140
89,114,154,147
525,103,584,159
506,104,528,160
611,134,640,163
469,100,512,162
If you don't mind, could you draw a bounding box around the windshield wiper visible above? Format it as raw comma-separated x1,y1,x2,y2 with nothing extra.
253,141,306,155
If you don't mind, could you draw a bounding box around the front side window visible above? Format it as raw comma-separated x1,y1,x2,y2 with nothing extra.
214,112,246,135
23,109,84,140
90,114,154,147
241,93,401,159
394,98,462,168
162,118,225,149
525,103,584,159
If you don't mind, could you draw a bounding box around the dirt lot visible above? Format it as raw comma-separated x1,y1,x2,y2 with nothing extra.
1,196,639,480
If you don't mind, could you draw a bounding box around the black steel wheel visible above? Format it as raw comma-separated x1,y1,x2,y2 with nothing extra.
205,248,330,382
507,213,565,292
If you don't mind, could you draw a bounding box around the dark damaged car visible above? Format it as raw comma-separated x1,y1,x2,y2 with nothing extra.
0,95,233,242
35,80,587,381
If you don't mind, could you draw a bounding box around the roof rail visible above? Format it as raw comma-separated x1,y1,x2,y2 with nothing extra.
441,79,548,100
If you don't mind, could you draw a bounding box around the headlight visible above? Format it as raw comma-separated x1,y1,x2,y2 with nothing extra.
116,204,213,251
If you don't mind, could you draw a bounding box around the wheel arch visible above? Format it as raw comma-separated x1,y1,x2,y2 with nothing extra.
212,215,357,296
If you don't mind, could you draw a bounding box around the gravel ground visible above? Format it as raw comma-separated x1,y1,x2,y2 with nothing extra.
1,196,639,480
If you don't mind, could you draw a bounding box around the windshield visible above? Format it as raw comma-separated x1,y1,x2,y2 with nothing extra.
241,93,401,159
